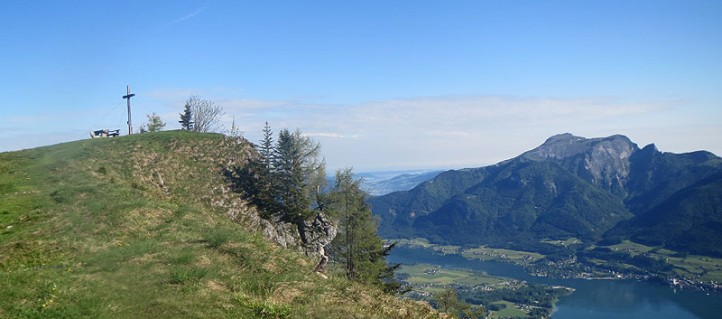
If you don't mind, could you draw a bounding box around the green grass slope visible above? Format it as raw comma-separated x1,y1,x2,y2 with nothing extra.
0,131,441,319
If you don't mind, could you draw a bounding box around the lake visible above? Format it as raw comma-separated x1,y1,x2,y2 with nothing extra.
388,246,722,319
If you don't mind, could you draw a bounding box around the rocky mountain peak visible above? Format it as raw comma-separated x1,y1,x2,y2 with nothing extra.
523,133,636,161
641,143,659,153
522,133,639,193
544,132,585,144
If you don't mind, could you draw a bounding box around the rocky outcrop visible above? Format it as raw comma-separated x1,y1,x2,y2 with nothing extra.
257,213,337,259
208,176,338,275
212,184,337,260
298,213,338,258
256,214,337,275
522,133,638,195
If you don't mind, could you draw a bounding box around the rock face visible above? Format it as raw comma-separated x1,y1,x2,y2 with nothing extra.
522,133,638,195
210,185,337,261
258,214,337,274
299,214,338,258
258,213,338,259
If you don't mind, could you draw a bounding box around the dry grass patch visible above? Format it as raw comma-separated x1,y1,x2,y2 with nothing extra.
270,284,304,304
194,254,213,267
205,280,227,292
124,208,169,232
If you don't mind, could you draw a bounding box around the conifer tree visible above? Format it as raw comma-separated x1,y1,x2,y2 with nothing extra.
259,122,274,172
234,125,324,221
229,126,403,292
272,129,324,224
254,122,277,217
179,103,193,130
328,169,402,291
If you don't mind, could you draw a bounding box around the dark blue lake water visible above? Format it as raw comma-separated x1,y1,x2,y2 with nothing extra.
388,246,722,319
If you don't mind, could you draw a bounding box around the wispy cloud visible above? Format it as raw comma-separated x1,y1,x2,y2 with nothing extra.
164,6,206,27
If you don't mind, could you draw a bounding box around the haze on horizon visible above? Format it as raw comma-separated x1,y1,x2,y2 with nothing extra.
1,1,721,172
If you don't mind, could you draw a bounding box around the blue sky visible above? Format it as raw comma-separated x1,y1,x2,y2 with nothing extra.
2,1,721,171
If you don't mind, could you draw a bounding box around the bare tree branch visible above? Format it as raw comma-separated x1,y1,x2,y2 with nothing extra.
185,95,224,133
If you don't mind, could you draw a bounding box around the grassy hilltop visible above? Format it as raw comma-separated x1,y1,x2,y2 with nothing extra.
0,131,441,318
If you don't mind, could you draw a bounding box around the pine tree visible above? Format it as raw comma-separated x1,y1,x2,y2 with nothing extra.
179,103,193,130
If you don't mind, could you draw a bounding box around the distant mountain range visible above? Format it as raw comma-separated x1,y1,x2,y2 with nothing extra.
356,170,443,196
370,133,722,257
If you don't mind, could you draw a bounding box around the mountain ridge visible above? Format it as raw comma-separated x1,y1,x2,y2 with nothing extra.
356,170,444,196
370,133,722,256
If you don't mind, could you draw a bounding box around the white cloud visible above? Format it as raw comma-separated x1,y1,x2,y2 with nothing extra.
215,94,702,171
2,93,719,172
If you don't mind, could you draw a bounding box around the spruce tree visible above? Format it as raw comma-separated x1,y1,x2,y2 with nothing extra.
179,103,193,130
259,122,274,172
272,129,324,224
255,122,277,217
234,125,324,221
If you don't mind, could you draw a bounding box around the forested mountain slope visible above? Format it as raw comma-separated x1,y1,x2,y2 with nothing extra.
370,133,722,256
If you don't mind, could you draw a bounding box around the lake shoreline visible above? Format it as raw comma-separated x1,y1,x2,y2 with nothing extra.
388,238,722,294
388,244,722,319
